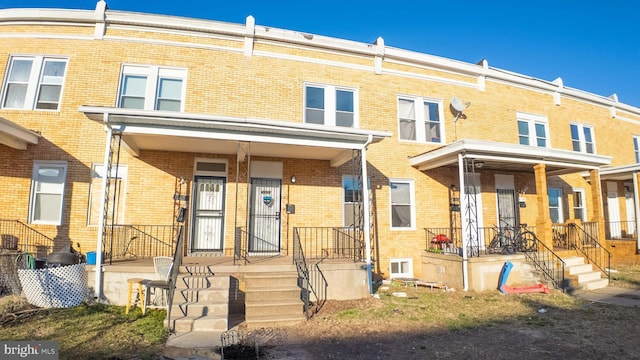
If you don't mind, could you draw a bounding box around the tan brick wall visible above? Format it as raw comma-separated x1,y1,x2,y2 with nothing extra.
1,18,640,280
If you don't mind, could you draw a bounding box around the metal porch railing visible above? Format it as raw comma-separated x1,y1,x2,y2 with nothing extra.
293,227,328,320
524,234,567,291
568,223,611,283
293,227,364,262
0,219,55,259
104,224,175,264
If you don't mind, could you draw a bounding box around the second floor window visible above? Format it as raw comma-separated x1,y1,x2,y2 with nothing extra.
398,97,443,143
2,56,68,110
118,65,185,111
304,84,357,127
570,123,595,154
517,112,548,147
633,136,640,163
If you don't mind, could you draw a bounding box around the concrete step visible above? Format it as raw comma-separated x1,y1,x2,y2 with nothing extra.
244,313,306,330
567,263,593,275
574,270,602,284
245,286,301,302
245,300,303,317
173,301,228,317
563,256,586,267
244,272,298,288
171,315,228,332
176,288,229,303
580,277,609,290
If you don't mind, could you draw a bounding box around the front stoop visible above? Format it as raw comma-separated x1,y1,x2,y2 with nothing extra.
563,256,609,291
244,269,306,329
168,265,230,338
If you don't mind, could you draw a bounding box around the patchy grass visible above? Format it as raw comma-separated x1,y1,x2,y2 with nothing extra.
610,263,640,288
0,298,168,360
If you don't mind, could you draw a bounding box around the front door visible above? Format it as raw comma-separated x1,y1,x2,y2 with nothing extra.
191,176,225,251
607,181,621,238
497,188,517,228
249,178,281,254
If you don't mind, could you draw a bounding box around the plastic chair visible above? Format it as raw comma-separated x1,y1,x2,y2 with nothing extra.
145,256,173,307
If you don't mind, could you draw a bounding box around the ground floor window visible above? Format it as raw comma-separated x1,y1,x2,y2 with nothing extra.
390,179,415,230
389,258,413,278
548,187,564,223
29,161,67,225
572,188,586,222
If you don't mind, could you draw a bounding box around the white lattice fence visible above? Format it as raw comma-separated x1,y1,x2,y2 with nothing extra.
18,263,88,308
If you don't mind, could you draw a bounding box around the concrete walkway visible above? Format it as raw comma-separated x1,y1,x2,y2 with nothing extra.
575,286,640,307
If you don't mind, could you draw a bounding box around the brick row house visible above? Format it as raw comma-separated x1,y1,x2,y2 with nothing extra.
2,1,640,304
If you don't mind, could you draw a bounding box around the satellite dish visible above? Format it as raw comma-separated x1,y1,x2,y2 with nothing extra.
450,97,464,113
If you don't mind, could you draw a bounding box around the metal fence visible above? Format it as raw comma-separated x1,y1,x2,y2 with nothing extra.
0,219,54,259
104,224,176,264
292,227,363,262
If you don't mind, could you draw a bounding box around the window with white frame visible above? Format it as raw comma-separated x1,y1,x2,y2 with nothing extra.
398,96,444,143
389,258,413,278
572,188,586,222
88,164,127,225
633,136,640,163
390,179,415,229
570,123,595,154
304,84,357,127
517,112,548,147
29,161,67,225
548,187,564,224
2,56,68,110
342,176,371,227
118,65,186,111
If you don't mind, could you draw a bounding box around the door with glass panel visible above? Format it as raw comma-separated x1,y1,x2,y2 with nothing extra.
249,178,281,254
192,176,225,251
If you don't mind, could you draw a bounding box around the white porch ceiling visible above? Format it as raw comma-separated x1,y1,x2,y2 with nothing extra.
79,106,391,166
409,139,612,175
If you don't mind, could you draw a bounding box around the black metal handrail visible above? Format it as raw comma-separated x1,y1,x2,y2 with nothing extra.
293,227,364,262
523,233,567,291
293,227,327,319
104,224,175,264
0,219,54,259
166,223,185,333
233,227,249,265
568,223,611,282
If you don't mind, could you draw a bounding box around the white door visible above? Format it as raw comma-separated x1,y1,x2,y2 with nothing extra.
607,181,621,238
249,178,281,254
192,176,225,251
625,184,635,236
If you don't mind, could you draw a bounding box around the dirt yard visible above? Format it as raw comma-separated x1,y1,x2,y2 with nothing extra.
240,282,640,360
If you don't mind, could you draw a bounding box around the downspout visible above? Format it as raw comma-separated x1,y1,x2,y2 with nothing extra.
94,114,112,300
361,134,374,294
458,153,469,291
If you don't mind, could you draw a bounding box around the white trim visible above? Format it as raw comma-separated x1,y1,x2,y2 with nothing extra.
516,111,550,148
570,122,596,154
389,178,416,231
397,94,446,144
389,257,414,279
194,158,228,177
29,160,67,225
572,187,587,222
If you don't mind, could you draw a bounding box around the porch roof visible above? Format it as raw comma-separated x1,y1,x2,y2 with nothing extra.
79,106,391,167
0,117,39,150
409,139,612,175
586,163,640,181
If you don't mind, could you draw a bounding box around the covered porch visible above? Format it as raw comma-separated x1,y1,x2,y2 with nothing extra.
410,139,613,291
79,106,391,298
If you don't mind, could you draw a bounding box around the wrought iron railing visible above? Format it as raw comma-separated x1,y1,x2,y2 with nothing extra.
293,227,327,319
568,223,611,282
233,227,249,265
524,234,567,291
0,219,54,258
603,220,638,240
293,227,364,262
424,225,537,256
104,224,175,264
166,222,185,333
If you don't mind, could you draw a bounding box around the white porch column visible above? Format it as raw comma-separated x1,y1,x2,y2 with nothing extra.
361,136,373,293
94,123,113,300
634,172,640,251
458,153,469,291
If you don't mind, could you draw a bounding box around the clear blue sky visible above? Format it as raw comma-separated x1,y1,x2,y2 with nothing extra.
2,0,639,108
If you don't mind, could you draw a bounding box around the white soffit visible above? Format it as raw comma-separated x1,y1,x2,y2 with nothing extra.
0,117,39,150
